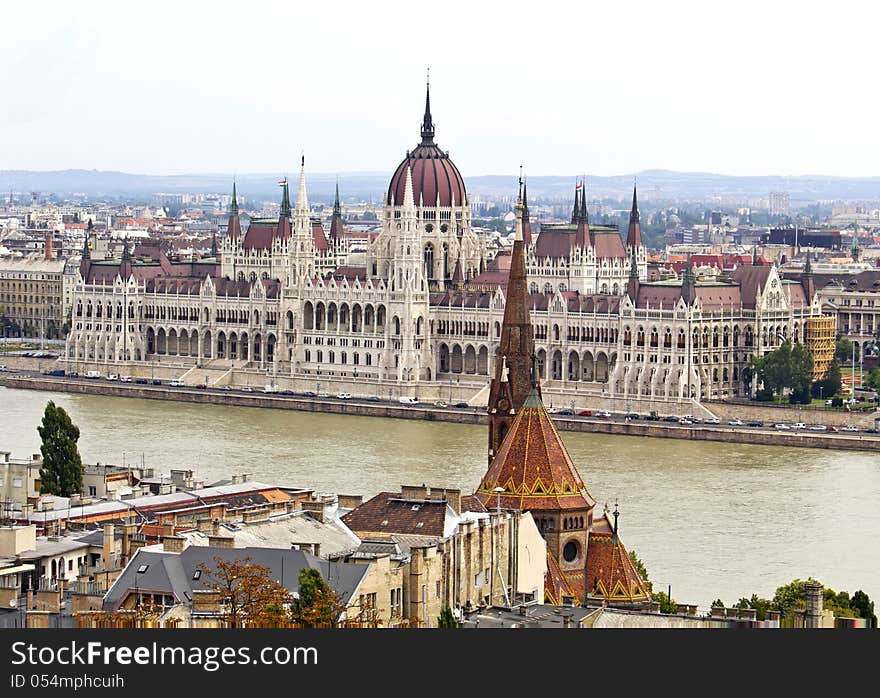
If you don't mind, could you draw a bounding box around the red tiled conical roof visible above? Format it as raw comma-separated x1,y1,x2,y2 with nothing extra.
586,513,651,604
475,388,596,512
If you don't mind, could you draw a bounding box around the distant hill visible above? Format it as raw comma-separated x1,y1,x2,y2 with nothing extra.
3,168,880,204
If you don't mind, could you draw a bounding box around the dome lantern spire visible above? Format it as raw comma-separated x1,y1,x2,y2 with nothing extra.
420,68,435,146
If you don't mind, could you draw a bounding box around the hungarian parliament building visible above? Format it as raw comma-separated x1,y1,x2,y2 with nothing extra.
64,87,830,407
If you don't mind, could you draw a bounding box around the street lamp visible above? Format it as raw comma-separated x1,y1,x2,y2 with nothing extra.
493,486,504,516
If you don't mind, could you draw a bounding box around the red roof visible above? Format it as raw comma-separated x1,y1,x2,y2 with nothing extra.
475,388,596,513
387,143,466,207
585,514,651,604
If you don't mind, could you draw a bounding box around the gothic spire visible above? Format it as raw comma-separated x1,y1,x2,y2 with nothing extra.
280,179,292,219
521,174,532,246
486,187,537,462
82,233,90,260
333,178,341,217
295,154,308,214
121,236,131,262
570,181,580,224
579,184,588,224
420,70,435,145
681,253,696,306
226,180,242,240
626,182,642,248
230,179,239,216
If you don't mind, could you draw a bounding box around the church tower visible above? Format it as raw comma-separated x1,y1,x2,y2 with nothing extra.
486,184,535,462
290,157,315,283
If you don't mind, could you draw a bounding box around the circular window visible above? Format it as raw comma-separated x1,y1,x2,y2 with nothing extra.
563,541,579,563
440,223,448,233
425,224,434,233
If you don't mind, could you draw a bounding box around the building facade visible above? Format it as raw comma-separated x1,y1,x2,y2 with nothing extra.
63,86,827,407
0,243,74,338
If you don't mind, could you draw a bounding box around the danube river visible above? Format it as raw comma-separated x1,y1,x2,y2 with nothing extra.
3,385,879,610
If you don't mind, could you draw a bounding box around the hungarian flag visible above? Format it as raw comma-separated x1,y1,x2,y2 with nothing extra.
575,182,583,191
278,177,287,186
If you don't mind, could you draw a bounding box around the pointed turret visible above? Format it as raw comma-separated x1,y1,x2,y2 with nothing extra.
403,163,415,210
119,237,132,280
574,182,590,249
626,183,642,249
851,229,860,262
681,253,696,306
210,232,218,258
329,179,345,242
420,73,435,146
521,177,533,246
279,180,292,219
579,185,588,225
226,180,242,240
570,182,581,224
81,233,91,260
801,252,815,300
486,188,537,462
627,243,640,302
295,155,308,215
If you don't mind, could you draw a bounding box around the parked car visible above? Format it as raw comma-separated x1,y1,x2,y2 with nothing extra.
825,425,839,433
398,396,418,405
317,392,331,398
336,392,352,399
452,402,470,408
151,379,162,385
221,385,232,391
774,423,790,430
809,425,827,431
433,400,448,408
663,415,679,423
578,410,593,417
558,408,575,416
48,369,66,377
195,383,207,389
546,406,557,414
645,412,660,421
624,412,640,420
596,410,612,418
263,384,280,393
793,422,806,430
0,365,7,371
169,379,185,387
841,425,859,432
240,386,254,392
704,417,720,425
366,396,381,402
134,378,149,385
727,419,744,426
300,391,317,398
280,389,295,395
748,421,764,427
106,374,119,381
85,370,101,379
678,417,693,425
120,375,133,382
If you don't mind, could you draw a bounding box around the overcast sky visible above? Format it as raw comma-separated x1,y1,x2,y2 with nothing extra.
4,1,878,178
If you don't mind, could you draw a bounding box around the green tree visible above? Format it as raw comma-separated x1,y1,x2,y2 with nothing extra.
772,578,812,616
864,367,880,392
734,594,773,621
628,549,653,593
814,360,842,397
653,590,677,614
37,401,83,496
752,341,812,401
850,590,876,628
711,599,725,609
835,337,853,364
437,606,460,628
289,567,344,628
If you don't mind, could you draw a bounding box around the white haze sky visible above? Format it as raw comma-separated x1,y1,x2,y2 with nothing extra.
3,0,878,177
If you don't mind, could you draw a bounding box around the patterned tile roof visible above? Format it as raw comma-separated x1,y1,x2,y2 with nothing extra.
585,513,650,604
341,492,451,538
475,388,596,512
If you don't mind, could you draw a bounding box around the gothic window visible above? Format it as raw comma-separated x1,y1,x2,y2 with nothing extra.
424,244,434,280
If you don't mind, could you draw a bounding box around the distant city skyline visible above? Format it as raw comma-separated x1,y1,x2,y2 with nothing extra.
4,1,879,177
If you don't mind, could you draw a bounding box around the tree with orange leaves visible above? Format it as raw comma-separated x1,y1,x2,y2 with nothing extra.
197,556,293,628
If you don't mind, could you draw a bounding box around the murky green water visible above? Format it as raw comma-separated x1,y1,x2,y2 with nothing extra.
2,385,878,611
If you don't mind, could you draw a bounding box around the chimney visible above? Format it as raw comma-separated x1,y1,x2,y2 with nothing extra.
401,484,428,500
443,489,461,514
300,500,326,523
805,582,824,629
44,234,54,260
212,519,220,536
163,536,185,553
208,535,234,549
101,523,115,570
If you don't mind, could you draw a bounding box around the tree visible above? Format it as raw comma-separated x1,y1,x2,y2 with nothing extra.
628,549,653,593
289,567,345,628
835,337,853,364
197,556,293,628
864,367,880,392
751,341,812,401
734,594,773,621
850,590,876,628
652,590,677,614
437,606,460,628
813,360,842,398
37,401,83,496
